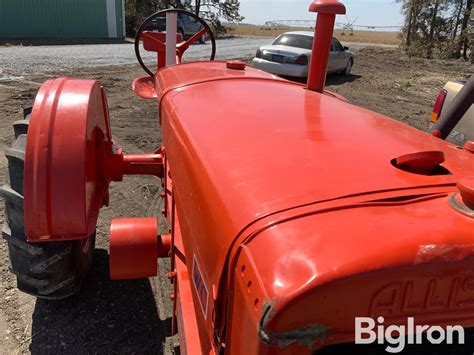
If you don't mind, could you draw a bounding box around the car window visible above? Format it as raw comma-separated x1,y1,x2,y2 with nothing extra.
180,15,196,24
272,34,313,50
332,38,344,51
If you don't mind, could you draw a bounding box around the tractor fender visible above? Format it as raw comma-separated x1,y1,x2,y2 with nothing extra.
24,77,112,242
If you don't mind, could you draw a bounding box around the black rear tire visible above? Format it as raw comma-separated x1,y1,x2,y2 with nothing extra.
1,108,95,299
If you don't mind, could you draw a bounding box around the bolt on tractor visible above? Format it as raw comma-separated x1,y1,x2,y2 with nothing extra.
2,0,474,353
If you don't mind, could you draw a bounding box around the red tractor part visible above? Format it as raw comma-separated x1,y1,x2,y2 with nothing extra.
24,78,112,242
465,140,474,153
394,151,446,175
3,0,474,352
155,57,474,353
458,178,474,210
109,218,171,279
134,9,216,77
132,76,158,100
307,0,346,92
132,9,216,99
141,31,183,69
23,78,164,242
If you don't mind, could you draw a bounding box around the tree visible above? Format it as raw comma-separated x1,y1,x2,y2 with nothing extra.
398,0,473,59
125,0,154,37
398,0,425,52
470,8,474,62
456,0,472,59
426,0,440,58
126,0,243,37
191,0,244,35
136,0,153,27
451,0,465,40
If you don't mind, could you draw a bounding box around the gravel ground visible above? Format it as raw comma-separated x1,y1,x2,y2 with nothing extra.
0,37,270,80
0,37,378,81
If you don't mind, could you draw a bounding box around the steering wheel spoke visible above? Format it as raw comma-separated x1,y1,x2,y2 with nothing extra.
178,27,208,52
140,32,167,52
135,9,216,77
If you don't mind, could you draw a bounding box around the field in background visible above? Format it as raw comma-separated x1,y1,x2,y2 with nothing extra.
226,24,401,45
333,29,401,45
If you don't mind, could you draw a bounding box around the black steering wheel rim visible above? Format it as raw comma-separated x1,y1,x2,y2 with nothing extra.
134,9,216,77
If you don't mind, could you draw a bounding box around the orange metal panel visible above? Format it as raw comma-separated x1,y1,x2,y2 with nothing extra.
156,61,474,350
233,193,474,351
225,246,269,354
175,224,207,354
163,152,212,354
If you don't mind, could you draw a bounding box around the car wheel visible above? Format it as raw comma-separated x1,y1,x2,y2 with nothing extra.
343,58,353,76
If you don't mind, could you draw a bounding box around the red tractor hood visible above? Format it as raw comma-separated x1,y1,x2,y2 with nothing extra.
241,193,474,350
156,62,474,348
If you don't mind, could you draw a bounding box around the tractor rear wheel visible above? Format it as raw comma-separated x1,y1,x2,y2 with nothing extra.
1,108,95,299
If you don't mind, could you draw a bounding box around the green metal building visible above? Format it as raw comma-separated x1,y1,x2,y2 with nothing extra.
0,0,125,39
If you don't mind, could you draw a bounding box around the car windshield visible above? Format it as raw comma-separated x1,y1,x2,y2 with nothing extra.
272,34,313,50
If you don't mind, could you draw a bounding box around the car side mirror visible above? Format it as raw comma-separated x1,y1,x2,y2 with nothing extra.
343,46,349,51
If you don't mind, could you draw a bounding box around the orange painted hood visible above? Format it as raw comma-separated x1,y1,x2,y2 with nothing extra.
241,192,474,350
157,61,474,341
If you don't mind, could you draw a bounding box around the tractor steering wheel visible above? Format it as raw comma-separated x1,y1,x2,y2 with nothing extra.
135,9,216,77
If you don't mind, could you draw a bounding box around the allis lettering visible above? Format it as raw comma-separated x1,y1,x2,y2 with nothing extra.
370,277,474,317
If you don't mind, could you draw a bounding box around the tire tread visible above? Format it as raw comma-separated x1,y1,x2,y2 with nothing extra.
1,108,94,299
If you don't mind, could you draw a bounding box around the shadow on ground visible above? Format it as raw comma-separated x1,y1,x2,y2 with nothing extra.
29,249,170,354
326,73,362,86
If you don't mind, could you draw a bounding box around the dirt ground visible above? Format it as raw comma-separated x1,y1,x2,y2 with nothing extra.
0,47,472,354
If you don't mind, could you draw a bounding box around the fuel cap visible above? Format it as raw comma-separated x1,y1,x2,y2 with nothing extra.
458,177,474,209
464,141,474,153
394,151,445,175
226,60,246,70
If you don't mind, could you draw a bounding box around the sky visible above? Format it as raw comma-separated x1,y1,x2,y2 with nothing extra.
239,0,404,27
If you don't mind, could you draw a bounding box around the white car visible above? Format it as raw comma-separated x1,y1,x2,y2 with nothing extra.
251,31,354,78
